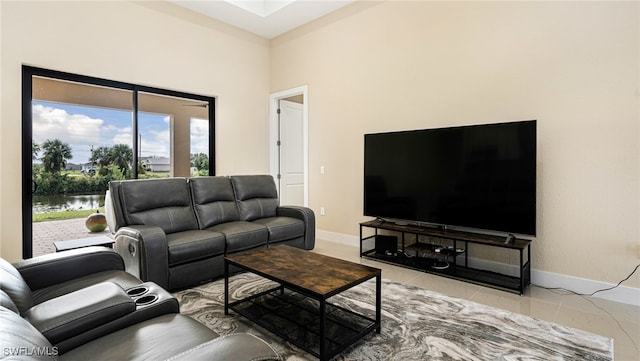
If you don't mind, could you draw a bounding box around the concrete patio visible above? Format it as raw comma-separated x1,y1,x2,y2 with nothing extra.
32,218,113,257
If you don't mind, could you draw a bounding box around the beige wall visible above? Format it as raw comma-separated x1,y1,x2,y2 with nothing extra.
1,1,638,291
271,1,640,287
0,1,270,261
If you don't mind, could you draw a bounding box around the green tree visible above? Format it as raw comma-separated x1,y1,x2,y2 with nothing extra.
89,146,111,175
40,139,72,173
89,144,132,176
32,141,41,160
109,144,133,176
190,153,209,171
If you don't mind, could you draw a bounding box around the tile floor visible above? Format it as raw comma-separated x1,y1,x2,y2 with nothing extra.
312,238,640,361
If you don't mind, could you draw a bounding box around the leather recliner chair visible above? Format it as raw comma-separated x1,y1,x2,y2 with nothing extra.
0,247,177,353
0,247,280,360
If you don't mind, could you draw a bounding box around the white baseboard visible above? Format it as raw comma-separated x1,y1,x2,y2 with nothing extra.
531,269,640,307
316,229,640,307
317,229,357,246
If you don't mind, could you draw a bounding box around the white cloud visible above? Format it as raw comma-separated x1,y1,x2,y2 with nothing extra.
31,105,202,164
190,118,209,154
32,104,134,164
32,104,103,145
33,104,107,164
112,131,133,147
140,127,170,157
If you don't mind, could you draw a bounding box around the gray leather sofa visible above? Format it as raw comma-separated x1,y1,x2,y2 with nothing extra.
0,247,279,360
107,175,315,291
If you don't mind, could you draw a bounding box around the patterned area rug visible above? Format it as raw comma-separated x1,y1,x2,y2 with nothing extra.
174,273,613,361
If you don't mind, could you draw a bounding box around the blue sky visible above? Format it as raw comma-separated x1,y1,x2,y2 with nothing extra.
32,101,208,164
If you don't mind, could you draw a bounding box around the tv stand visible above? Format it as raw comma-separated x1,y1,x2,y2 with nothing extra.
359,220,531,294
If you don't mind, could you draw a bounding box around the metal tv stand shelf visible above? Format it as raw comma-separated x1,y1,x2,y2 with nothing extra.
359,219,531,294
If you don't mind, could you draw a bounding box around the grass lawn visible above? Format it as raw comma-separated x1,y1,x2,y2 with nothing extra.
33,208,106,222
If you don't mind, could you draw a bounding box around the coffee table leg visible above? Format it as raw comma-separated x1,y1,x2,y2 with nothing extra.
224,261,229,315
320,299,326,361
376,273,381,333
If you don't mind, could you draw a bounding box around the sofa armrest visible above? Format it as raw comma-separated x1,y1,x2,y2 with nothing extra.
14,247,125,291
167,333,280,361
23,282,135,346
277,206,315,250
54,282,179,354
114,225,170,289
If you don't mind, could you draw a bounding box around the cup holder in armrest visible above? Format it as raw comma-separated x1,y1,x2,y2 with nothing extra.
126,286,149,297
135,294,158,306
123,282,178,315
127,285,158,307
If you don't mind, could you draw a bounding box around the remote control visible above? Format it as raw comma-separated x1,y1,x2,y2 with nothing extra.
505,234,516,244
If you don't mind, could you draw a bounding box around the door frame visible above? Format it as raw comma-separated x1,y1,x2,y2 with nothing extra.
269,85,309,206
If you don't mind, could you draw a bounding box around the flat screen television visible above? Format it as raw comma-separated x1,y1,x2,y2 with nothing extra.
364,120,536,236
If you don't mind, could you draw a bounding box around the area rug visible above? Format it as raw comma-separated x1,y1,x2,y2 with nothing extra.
173,273,613,361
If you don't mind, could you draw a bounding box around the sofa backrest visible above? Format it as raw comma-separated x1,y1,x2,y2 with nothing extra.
189,177,241,229
0,258,34,314
230,175,279,221
110,178,199,234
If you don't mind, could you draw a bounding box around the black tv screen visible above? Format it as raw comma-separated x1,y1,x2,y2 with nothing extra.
364,120,536,236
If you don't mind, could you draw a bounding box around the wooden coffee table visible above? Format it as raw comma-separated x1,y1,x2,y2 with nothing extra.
224,245,381,361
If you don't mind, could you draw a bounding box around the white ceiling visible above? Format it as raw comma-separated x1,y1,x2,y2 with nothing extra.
169,0,354,39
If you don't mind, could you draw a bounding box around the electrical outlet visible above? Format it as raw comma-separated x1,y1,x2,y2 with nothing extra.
320,207,325,216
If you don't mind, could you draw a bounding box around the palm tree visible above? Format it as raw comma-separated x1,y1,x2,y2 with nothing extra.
40,139,72,173
109,144,133,176
89,146,111,175
32,141,41,160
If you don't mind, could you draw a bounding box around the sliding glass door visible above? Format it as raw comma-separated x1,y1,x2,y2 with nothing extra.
23,66,215,258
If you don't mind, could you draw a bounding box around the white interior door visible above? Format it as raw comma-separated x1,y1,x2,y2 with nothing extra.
278,100,304,206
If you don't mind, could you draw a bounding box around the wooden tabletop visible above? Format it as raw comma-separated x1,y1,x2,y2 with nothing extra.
225,245,381,298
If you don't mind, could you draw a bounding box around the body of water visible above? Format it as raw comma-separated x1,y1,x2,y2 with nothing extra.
33,194,105,214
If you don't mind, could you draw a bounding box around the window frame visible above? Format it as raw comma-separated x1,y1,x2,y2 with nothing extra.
22,65,215,258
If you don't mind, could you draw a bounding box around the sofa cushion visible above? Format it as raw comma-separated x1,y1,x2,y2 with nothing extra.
118,178,199,234
189,177,240,229
230,175,279,221
206,221,268,253
0,258,34,314
166,230,226,266
167,333,279,361
252,217,305,244
59,314,217,361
